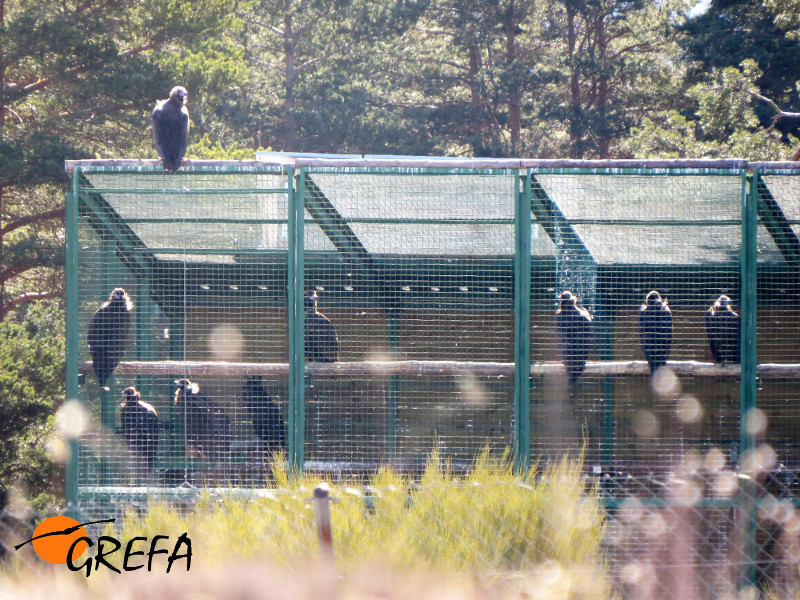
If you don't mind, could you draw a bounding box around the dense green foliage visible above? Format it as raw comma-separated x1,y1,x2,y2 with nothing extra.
0,0,798,506
682,0,800,134
0,301,64,508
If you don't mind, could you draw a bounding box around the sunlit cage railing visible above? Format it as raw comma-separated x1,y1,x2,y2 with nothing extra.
65,156,800,596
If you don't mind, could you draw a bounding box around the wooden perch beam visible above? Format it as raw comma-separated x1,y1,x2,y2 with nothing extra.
79,360,800,379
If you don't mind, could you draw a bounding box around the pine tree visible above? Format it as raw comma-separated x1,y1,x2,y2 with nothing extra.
0,0,246,318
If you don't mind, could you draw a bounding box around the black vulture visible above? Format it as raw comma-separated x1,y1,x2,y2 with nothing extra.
305,290,340,362
638,290,673,375
152,86,189,172
555,290,593,386
87,287,133,388
242,375,286,453
120,386,159,471
705,295,741,365
173,378,231,462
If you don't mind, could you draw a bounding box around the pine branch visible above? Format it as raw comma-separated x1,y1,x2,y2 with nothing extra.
751,91,800,130
0,259,43,284
0,207,65,237
2,291,63,318
17,42,159,98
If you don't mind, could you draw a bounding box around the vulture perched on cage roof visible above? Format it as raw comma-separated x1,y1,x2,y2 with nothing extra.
120,386,159,471
638,290,673,375
173,378,231,462
555,290,593,386
87,287,133,388
705,295,741,365
242,375,286,454
152,86,189,171
305,289,340,362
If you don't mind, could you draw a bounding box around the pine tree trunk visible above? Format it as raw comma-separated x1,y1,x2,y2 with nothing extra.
283,3,297,152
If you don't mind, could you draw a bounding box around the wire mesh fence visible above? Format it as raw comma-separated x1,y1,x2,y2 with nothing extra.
72,166,293,488
63,157,800,598
302,168,517,467
529,169,746,469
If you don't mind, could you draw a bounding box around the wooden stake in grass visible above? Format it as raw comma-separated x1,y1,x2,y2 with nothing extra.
311,483,334,560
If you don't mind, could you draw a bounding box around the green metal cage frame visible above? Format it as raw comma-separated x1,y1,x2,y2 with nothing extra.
64,157,800,519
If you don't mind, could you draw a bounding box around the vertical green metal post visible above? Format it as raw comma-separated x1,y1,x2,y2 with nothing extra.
738,169,759,590
65,170,81,518
287,167,305,473
740,170,758,445
513,170,531,473
388,314,399,461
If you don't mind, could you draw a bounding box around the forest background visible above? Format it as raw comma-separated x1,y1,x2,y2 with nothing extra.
0,0,799,509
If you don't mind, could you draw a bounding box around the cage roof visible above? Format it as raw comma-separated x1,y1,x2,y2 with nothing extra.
68,157,799,269
534,173,776,266
308,171,555,256
81,171,287,264
761,174,800,240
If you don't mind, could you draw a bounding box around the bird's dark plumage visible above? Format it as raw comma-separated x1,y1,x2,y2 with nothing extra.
87,287,133,387
705,295,741,365
120,387,159,470
152,86,189,171
242,375,286,453
305,290,340,362
639,290,673,374
555,290,593,386
173,378,231,462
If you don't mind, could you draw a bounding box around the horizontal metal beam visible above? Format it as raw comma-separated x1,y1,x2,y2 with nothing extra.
65,159,291,172
64,156,800,174
66,157,754,173
117,217,515,225
85,187,288,195
750,162,800,172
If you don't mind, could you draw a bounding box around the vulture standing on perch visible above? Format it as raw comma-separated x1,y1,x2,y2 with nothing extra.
242,375,286,454
173,378,231,462
705,295,741,365
87,287,133,388
120,386,159,471
638,290,673,375
305,289,340,362
555,290,594,386
152,86,189,171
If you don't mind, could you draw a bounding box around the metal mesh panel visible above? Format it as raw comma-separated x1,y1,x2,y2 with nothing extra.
529,167,755,599
76,167,292,490
756,172,800,463
752,169,800,593
528,169,749,469
302,169,518,468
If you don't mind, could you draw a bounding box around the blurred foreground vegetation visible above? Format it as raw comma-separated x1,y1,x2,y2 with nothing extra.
2,450,609,599
126,450,605,573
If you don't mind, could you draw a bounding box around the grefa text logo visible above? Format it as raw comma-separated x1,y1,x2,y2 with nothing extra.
15,516,192,577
